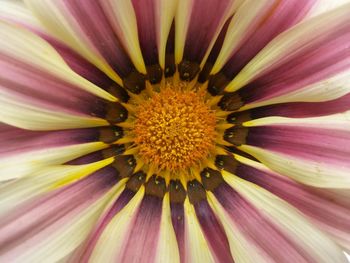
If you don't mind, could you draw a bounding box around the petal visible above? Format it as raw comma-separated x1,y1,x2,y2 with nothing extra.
0,168,120,262
175,0,235,68
211,0,315,76
210,173,347,262
25,0,132,84
225,2,350,92
89,187,145,262
0,124,107,181
231,156,350,250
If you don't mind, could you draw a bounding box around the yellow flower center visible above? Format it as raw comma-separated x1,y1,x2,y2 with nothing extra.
134,88,217,172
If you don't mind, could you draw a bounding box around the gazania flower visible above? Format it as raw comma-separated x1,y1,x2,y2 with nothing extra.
1,0,350,262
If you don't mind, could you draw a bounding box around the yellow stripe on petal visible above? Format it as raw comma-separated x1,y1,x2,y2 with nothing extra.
89,187,145,263
0,20,118,102
100,0,147,74
157,0,178,69
207,192,271,263
183,197,215,263
50,157,115,190
222,172,346,263
25,0,123,86
155,193,180,263
0,142,108,181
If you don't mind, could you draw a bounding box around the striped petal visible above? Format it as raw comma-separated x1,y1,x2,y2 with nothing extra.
0,124,107,181
231,156,350,250
225,2,350,93
241,113,350,187
209,172,347,262
175,0,235,69
0,167,120,262
211,0,315,76
0,21,116,130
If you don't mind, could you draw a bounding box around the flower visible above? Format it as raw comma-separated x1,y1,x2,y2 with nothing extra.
0,0,350,262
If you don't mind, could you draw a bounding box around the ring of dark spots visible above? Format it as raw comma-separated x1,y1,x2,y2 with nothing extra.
219,92,244,111
107,84,130,102
123,71,146,94
224,127,248,146
102,145,125,159
145,175,167,198
187,180,206,204
99,126,124,143
197,62,213,83
226,112,251,126
200,168,224,191
165,54,176,77
126,171,146,192
110,155,136,178
178,60,200,81
146,64,163,84
207,72,230,95
104,102,128,124
169,180,187,203
215,155,239,174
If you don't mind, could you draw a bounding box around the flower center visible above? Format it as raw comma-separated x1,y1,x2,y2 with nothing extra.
134,88,217,172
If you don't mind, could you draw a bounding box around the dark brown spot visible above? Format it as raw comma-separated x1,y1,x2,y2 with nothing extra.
178,60,200,81
219,92,244,111
146,64,163,84
106,84,130,102
99,126,123,143
123,71,146,94
215,155,239,174
187,180,206,204
227,112,251,126
169,180,186,203
164,54,176,77
200,168,224,191
145,175,166,198
198,62,213,83
109,155,136,178
207,72,230,95
126,171,146,192
102,145,125,158
104,102,128,124
224,127,248,146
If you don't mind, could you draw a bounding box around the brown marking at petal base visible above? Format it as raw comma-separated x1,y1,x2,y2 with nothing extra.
169,180,187,203
227,112,251,126
219,92,244,111
145,175,167,198
207,72,230,95
107,84,130,102
224,127,249,146
200,168,224,191
225,147,259,162
109,155,136,178
187,180,206,204
146,64,163,84
123,71,146,94
215,155,239,174
178,60,200,81
99,126,123,143
104,102,128,124
102,145,125,158
126,171,146,192
198,62,213,83
164,54,176,77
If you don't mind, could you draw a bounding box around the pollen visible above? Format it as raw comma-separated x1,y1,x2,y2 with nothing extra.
134,88,217,172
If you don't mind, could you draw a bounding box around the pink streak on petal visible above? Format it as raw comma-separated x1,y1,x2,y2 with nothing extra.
0,167,118,257
214,184,318,263
78,189,135,262
194,200,234,263
171,203,185,262
247,126,350,167
236,164,350,248
0,124,99,159
222,0,316,78
249,93,350,118
0,52,107,117
132,0,158,65
118,195,162,263
240,29,350,103
61,0,134,77
184,0,233,63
